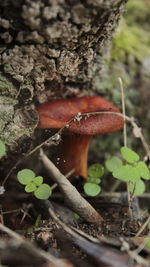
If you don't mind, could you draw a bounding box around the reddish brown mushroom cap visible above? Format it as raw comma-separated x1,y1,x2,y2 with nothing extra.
37,96,124,135
37,96,124,178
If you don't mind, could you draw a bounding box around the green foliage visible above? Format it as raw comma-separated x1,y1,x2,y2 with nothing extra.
88,163,104,178
121,147,139,163
136,162,150,180
105,147,150,196
84,163,104,197
34,176,43,186
105,156,122,172
126,0,150,25
128,179,145,196
34,184,52,200
18,169,35,185
113,165,140,182
27,214,42,233
74,213,80,220
0,140,6,158
17,169,51,200
25,182,37,193
112,17,150,62
84,183,101,197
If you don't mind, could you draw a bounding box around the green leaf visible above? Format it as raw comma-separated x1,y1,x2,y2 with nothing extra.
95,178,101,184
34,184,52,200
34,176,43,186
34,214,42,228
113,165,140,182
25,182,37,193
121,146,139,163
113,165,129,181
17,169,35,185
128,179,145,196
88,164,104,178
88,177,95,182
87,177,101,184
129,166,141,182
84,183,101,197
0,140,6,158
105,156,122,172
136,161,150,180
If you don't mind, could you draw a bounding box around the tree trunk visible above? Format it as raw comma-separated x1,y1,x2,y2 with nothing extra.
0,0,127,147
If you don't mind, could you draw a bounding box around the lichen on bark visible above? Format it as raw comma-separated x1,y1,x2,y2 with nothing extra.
0,0,127,146
0,72,38,144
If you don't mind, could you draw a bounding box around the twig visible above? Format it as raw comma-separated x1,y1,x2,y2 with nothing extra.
120,237,149,267
110,179,121,193
118,78,133,216
71,226,100,243
119,77,127,147
0,223,69,267
136,216,150,237
51,169,75,191
133,232,150,255
46,201,88,240
39,149,103,225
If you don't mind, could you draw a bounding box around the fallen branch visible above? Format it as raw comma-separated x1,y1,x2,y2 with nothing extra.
39,149,103,225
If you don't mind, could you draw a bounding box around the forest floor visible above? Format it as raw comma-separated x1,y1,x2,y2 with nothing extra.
0,163,150,267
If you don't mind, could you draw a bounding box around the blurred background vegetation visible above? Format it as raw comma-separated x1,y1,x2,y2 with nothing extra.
90,0,150,164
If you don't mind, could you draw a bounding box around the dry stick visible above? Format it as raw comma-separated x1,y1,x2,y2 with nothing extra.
119,77,127,147
119,77,132,216
120,237,149,267
110,78,127,194
0,223,69,267
136,215,150,237
51,169,75,191
134,232,150,256
39,148,103,225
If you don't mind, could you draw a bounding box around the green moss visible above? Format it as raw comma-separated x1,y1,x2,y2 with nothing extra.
0,81,10,90
0,72,18,97
4,64,13,72
111,0,150,62
126,0,150,26
112,18,150,61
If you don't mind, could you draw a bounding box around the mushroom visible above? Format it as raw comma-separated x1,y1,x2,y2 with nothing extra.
37,96,124,178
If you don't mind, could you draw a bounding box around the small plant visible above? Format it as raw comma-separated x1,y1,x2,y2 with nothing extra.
0,140,6,158
27,214,42,233
83,163,104,197
74,213,80,220
105,146,150,196
17,169,51,200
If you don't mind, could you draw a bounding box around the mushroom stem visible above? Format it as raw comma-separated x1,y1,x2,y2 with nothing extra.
56,133,92,178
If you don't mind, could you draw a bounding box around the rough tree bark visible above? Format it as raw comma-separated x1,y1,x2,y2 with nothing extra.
0,0,127,148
